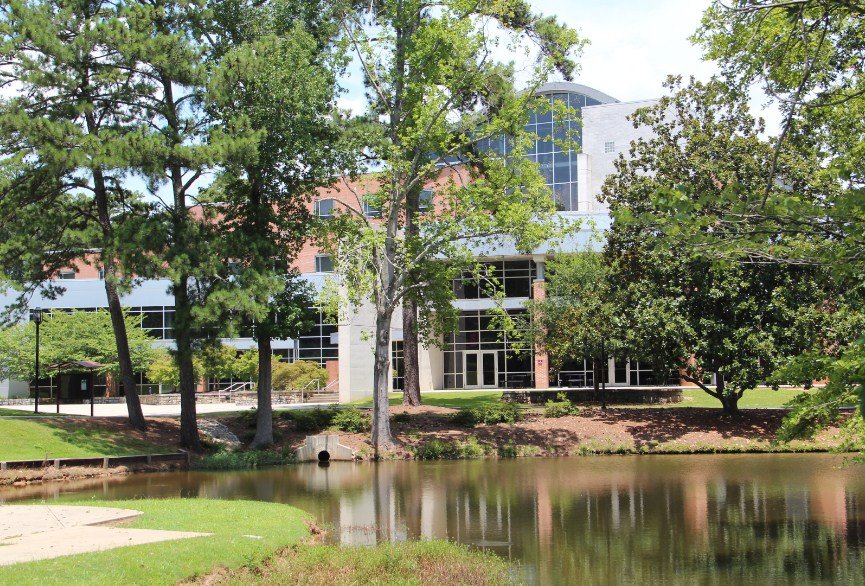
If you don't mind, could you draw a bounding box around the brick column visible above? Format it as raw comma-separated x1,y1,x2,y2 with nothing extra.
533,274,550,390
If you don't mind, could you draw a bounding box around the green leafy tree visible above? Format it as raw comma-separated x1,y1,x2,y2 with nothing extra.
271,360,329,393
202,0,343,447
601,78,831,414
0,310,155,383
527,251,627,409
689,0,865,428
323,0,584,453
0,0,160,429
102,0,258,450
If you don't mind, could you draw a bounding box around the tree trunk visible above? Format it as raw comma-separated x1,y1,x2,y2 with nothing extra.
104,277,146,429
371,306,396,457
87,145,145,430
401,297,422,406
716,371,738,415
175,280,202,451
251,330,273,448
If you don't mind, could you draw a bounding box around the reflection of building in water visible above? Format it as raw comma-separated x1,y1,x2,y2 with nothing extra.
683,471,709,539
809,475,848,535
420,484,447,539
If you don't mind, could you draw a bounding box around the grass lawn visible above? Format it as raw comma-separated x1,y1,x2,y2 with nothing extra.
678,387,807,408
0,499,310,585
218,540,513,586
351,390,505,410
0,418,170,461
351,388,807,411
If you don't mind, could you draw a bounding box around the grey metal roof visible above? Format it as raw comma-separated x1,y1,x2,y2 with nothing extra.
533,82,619,104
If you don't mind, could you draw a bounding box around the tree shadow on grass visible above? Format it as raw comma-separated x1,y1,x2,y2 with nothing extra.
38,418,176,457
585,408,785,448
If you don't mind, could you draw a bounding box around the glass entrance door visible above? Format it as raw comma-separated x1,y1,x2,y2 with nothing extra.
464,351,497,388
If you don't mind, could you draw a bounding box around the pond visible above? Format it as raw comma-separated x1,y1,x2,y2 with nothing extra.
4,453,865,584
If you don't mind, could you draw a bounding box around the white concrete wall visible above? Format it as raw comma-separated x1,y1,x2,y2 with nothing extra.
582,99,659,209
0,379,29,399
337,300,403,402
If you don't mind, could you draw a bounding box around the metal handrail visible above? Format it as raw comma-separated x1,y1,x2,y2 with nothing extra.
214,380,253,401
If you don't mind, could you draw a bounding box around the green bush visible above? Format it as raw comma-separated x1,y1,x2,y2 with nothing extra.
272,360,329,392
457,436,487,458
452,402,521,427
498,442,518,458
413,437,488,460
544,393,581,418
329,408,371,433
413,439,455,459
278,408,335,433
451,409,478,427
192,449,293,470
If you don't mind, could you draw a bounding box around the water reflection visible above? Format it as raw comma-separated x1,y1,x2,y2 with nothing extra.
4,454,865,583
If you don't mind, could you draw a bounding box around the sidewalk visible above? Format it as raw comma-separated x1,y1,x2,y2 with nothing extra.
0,401,336,418
0,505,208,566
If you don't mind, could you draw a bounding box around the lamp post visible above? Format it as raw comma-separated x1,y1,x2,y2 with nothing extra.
30,307,43,414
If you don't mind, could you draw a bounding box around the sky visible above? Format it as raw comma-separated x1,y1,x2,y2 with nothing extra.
339,0,718,109
532,0,716,102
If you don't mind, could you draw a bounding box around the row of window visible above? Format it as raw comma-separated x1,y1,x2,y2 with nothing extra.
315,189,434,219
452,260,536,299
39,306,338,368
442,309,532,389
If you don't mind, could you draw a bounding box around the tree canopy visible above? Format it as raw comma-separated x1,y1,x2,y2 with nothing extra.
320,0,584,453
0,310,155,382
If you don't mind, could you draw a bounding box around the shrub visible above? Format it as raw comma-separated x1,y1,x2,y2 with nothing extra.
330,408,371,433
544,393,581,418
456,436,487,458
451,409,479,427
272,360,329,392
191,449,293,470
413,439,456,460
452,402,521,427
279,408,335,433
413,437,488,460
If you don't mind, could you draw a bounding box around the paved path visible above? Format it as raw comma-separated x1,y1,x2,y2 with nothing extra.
0,401,335,418
0,505,209,566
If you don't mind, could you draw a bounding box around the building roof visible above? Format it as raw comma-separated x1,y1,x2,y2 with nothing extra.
533,82,619,104
46,360,105,371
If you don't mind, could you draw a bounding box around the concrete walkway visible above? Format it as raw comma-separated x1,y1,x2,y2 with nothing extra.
0,505,209,566
0,401,336,418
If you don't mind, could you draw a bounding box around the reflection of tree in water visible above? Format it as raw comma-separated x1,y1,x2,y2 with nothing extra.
6,455,865,583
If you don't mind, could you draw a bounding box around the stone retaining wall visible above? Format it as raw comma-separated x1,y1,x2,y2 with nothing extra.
503,387,684,405
0,452,189,471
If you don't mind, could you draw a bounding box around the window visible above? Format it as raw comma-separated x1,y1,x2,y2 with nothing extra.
315,254,333,273
58,270,75,280
362,199,381,218
453,260,535,299
392,341,404,391
315,198,335,219
419,189,433,212
297,306,338,366
604,141,615,154
97,268,105,280
442,309,532,389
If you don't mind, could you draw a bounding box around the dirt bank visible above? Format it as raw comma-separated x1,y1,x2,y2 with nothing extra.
218,406,846,460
